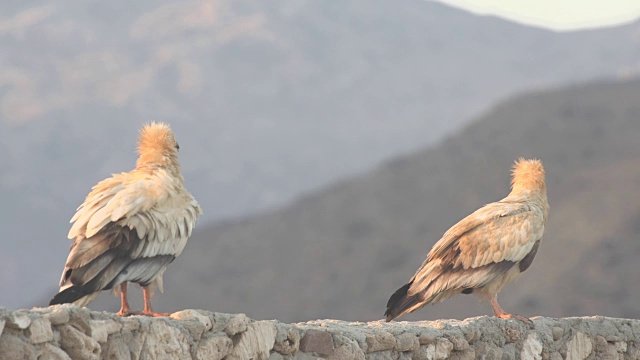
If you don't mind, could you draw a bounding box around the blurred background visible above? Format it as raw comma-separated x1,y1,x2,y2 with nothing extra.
1,0,640,323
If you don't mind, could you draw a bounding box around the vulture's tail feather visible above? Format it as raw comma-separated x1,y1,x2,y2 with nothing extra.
50,250,129,306
49,285,94,306
385,282,421,322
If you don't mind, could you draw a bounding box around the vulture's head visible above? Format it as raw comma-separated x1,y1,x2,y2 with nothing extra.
136,122,181,171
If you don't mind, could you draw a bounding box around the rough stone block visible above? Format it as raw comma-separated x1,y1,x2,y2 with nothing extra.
38,343,72,360
605,335,621,342
100,333,132,360
90,319,122,343
268,353,285,360
365,331,396,352
224,313,249,336
58,324,101,360
273,326,301,355
434,337,454,359
27,317,54,344
474,341,503,360
195,333,233,360
68,313,92,336
138,319,191,360
549,351,563,360
419,329,441,345
566,331,592,360
448,348,475,360
123,329,144,360
120,318,140,331
504,325,522,343
594,335,627,360
394,332,419,352
328,338,365,360
227,321,277,360
522,332,543,360
299,329,334,355
45,309,70,326
366,350,394,360
597,345,621,360
595,335,608,348
447,333,469,351
172,309,212,330
6,311,31,329
552,327,564,341
0,333,37,360
413,345,436,360
501,343,516,360
614,341,627,353
210,313,232,333
171,309,212,341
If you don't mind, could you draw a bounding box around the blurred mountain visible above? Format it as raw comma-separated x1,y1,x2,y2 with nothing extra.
5,0,640,308
141,78,640,323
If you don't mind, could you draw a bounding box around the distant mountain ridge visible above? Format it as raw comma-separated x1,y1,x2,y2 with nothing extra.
142,78,640,323
4,0,640,309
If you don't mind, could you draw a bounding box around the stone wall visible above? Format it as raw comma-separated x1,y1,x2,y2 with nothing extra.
0,305,638,359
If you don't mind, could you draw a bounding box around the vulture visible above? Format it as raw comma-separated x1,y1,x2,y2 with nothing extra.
49,122,202,316
385,158,549,322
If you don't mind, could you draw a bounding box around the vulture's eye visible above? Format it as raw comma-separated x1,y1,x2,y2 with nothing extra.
175,142,180,151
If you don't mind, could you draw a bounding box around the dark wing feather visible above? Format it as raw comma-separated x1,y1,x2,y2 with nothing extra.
409,202,542,297
51,224,174,305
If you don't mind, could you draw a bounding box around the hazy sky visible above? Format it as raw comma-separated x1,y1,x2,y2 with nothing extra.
435,0,640,31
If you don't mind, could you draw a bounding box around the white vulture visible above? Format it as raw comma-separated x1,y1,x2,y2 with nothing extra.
49,122,202,316
385,158,549,322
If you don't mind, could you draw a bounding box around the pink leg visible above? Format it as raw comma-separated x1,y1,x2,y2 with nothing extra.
116,282,135,316
142,287,171,317
490,295,531,324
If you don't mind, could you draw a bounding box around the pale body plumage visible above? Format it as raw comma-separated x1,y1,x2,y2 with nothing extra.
50,122,201,315
385,158,549,322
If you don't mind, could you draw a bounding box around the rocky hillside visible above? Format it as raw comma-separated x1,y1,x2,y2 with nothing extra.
1,306,637,359
6,0,640,308
128,78,640,323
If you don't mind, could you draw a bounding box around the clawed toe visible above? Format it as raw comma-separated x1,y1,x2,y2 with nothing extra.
142,311,172,317
497,313,533,326
116,309,140,317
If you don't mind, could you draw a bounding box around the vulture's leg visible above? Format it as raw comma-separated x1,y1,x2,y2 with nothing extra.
142,286,171,317
490,294,531,324
116,282,134,316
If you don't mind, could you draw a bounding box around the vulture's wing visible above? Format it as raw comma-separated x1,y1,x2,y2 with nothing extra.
53,171,198,305
409,199,545,300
